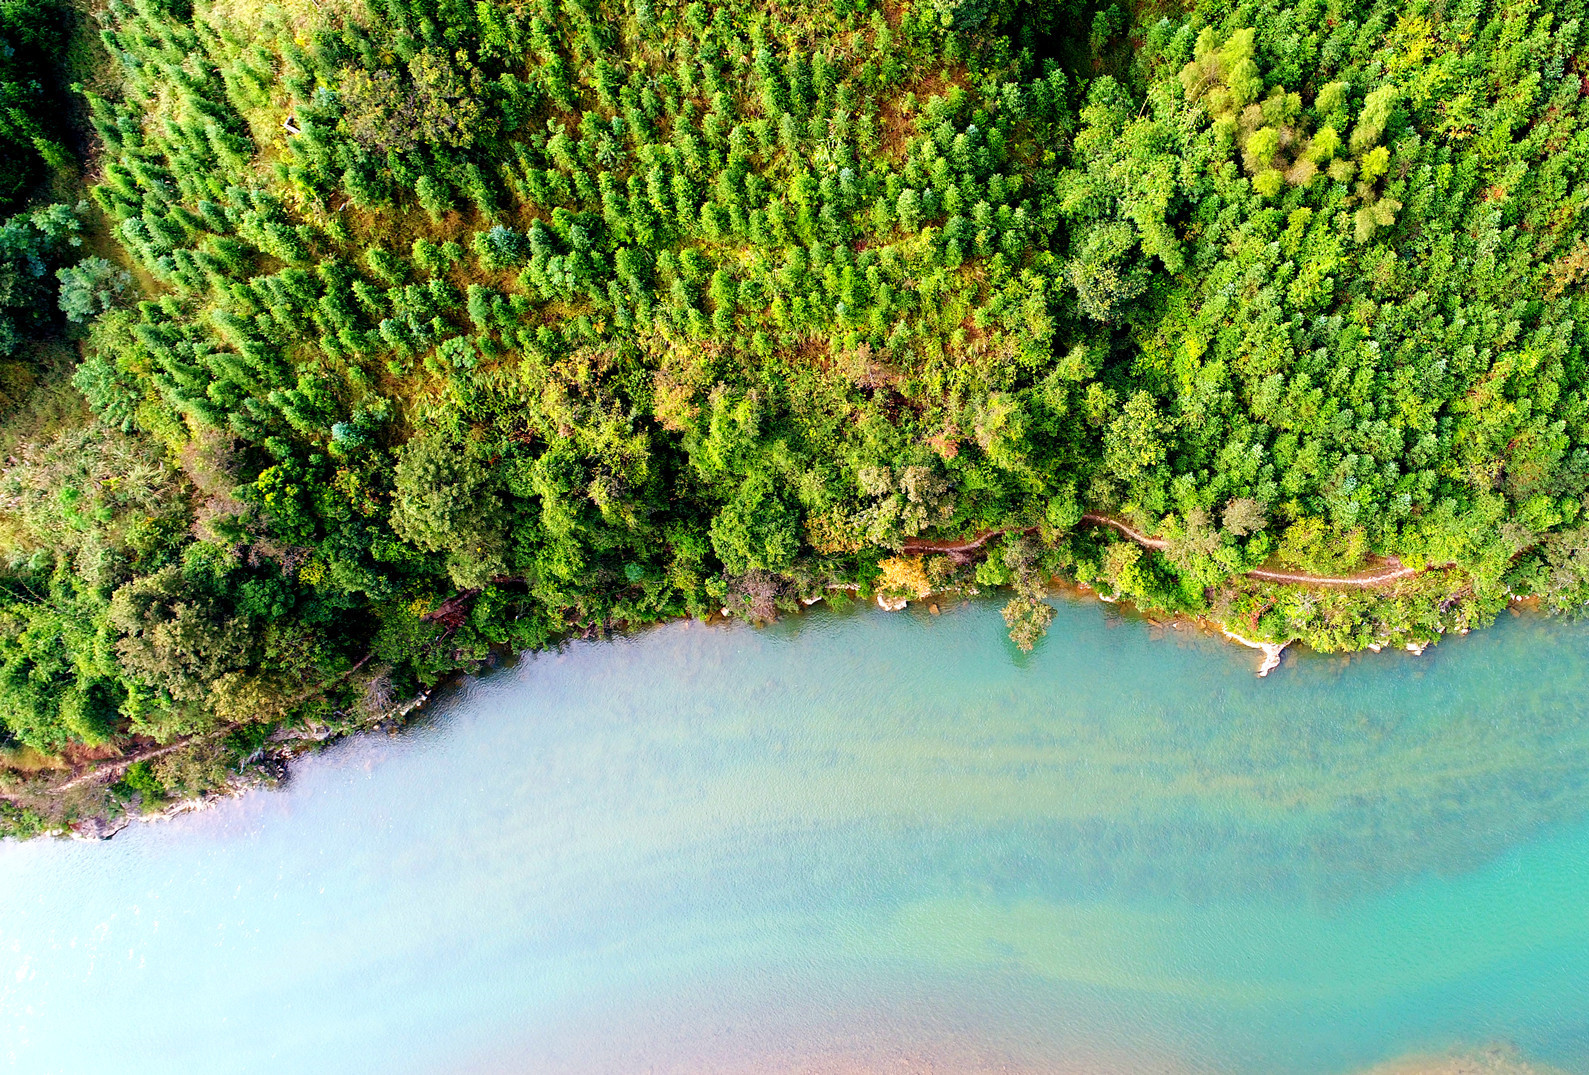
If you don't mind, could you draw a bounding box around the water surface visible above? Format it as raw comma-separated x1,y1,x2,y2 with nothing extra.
3,595,1589,1073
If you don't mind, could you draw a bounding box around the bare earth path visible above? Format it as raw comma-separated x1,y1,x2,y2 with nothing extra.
900,515,1441,588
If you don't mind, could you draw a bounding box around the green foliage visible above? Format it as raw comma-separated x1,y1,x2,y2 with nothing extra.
339,48,490,154
391,435,509,588
7,0,1589,757
56,257,133,323
116,760,165,803
709,472,799,575
1002,596,1054,652
0,796,50,838
0,0,69,212
0,204,79,359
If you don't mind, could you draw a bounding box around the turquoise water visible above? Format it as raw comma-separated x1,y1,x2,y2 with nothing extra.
4,594,1589,1074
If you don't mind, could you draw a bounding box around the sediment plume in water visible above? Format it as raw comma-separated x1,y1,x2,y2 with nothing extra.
1354,1046,1569,1075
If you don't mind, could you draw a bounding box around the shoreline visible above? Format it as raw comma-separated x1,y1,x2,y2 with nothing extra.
13,511,1489,832
48,584,1265,840
17,570,1480,841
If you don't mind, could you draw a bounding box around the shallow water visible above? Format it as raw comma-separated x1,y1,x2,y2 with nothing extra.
3,595,1589,1074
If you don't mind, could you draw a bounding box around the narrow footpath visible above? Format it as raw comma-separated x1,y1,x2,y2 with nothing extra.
900,514,1441,588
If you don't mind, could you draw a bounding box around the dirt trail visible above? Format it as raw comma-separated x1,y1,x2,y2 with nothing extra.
52,738,199,793
899,515,1447,588
898,529,1009,555
1245,563,1422,586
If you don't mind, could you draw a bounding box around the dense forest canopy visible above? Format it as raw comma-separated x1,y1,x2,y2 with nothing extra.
5,0,1589,824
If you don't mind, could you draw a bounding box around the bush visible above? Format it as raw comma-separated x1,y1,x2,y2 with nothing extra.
116,760,166,804
471,225,526,271
57,257,133,322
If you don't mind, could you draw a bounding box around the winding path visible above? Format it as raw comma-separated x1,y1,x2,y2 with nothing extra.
899,514,1443,588
50,737,200,793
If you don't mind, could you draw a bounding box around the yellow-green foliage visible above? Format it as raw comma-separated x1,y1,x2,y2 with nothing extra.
1180,26,1403,228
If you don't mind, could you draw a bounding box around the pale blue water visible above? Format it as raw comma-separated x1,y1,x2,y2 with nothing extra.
3,595,1589,1074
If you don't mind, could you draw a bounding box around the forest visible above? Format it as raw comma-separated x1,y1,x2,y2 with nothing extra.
5,0,1589,831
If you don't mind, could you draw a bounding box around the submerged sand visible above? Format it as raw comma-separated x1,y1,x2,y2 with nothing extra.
1353,1045,1571,1075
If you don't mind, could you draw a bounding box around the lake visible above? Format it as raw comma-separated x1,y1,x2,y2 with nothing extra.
3,593,1589,1074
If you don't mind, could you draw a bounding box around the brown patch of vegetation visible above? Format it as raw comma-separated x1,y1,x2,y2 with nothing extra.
1546,239,1589,298
0,745,70,774
926,427,961,460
